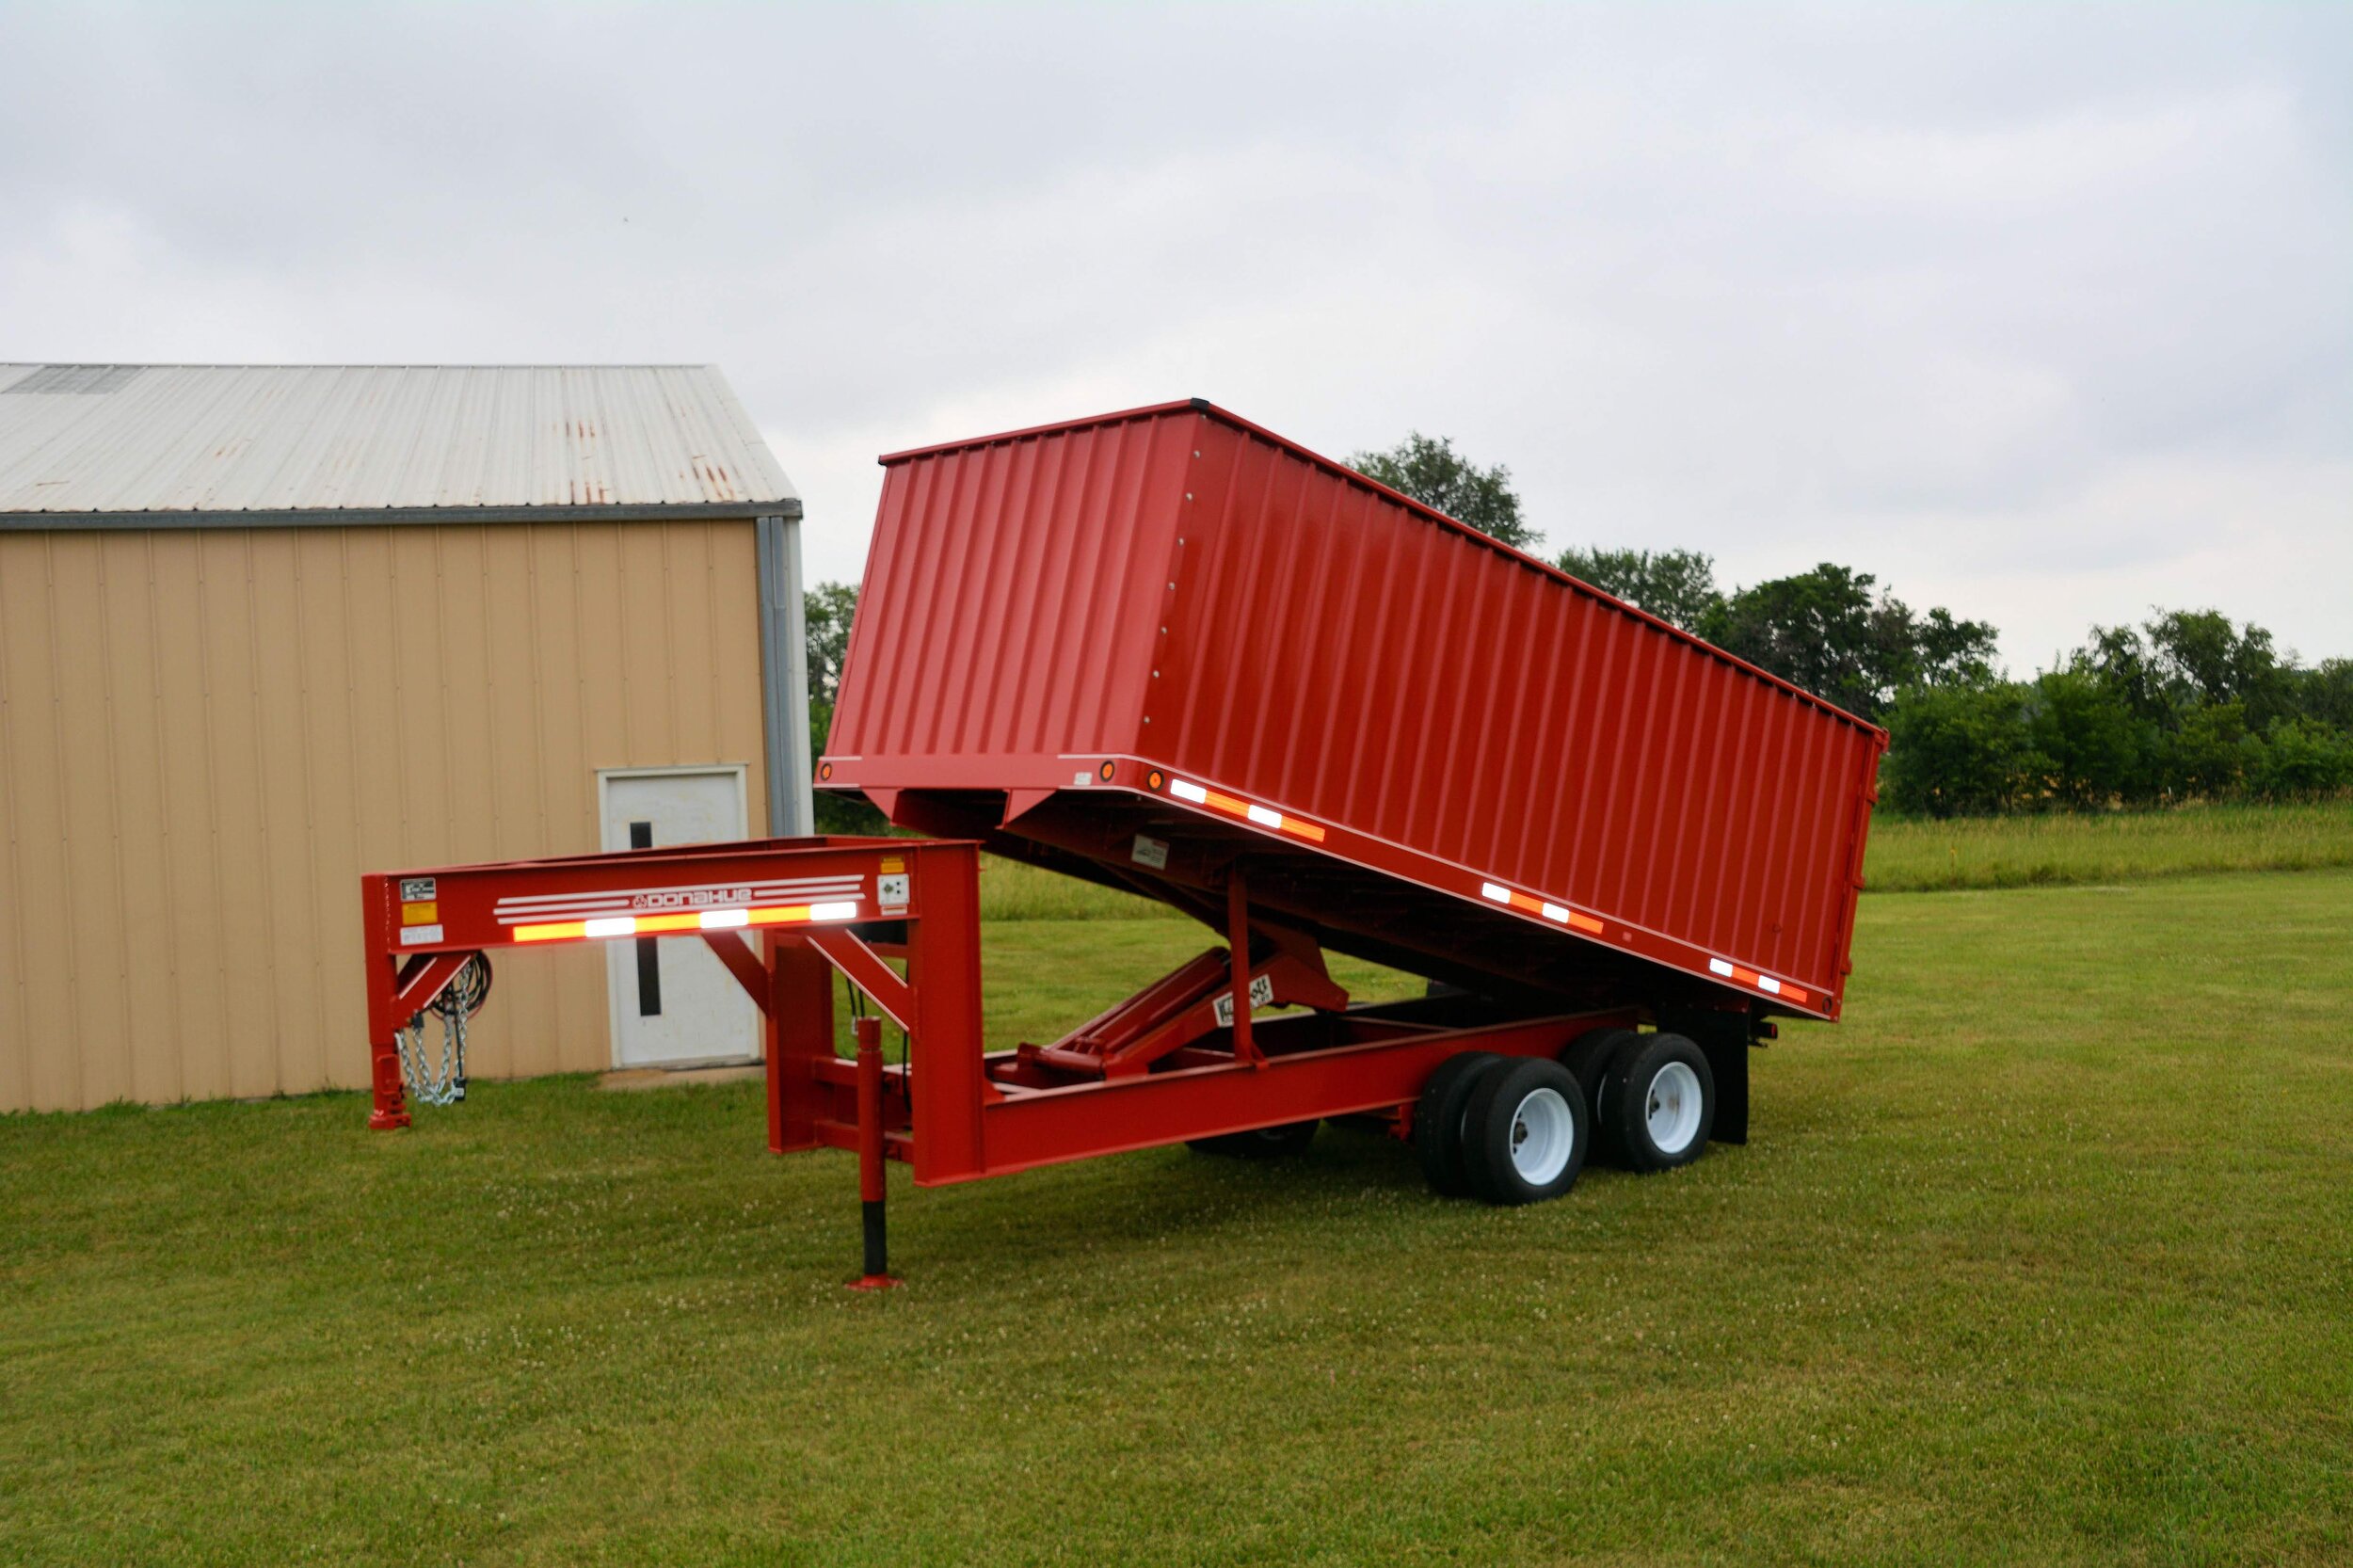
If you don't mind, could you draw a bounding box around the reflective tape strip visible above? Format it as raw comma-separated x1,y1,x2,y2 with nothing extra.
1481,882,1603,934
1168,778,1328,843
515,899,861,944
1706,954,1809,1005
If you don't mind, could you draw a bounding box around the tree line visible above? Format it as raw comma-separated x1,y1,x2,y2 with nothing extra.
1556,551,2353,816
801,431,2349,825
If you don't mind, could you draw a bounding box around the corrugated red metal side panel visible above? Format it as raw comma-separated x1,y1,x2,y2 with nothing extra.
1146,414,1879,1002
828,412,1193,767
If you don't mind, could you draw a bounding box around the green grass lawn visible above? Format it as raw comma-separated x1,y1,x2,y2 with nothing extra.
6,869,2352,1565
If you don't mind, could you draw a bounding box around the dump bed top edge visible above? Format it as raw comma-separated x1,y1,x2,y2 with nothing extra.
875,398,1889,740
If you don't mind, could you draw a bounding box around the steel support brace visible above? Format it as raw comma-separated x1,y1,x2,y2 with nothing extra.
806,928,914,1031
700,928,772,1014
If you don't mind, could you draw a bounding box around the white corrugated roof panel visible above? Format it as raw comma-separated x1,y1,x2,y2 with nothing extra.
0,364,796,518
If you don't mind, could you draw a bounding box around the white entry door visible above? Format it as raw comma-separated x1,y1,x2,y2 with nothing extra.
598,766,760,1067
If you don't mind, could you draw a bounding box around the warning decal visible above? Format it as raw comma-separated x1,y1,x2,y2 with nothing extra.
1212,973,1275,1029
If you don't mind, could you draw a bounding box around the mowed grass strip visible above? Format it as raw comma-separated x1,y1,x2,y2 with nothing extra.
4,872,2351,1565
1865,799,2353,891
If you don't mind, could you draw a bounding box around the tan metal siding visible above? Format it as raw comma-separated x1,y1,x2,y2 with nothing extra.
0,519,767,1112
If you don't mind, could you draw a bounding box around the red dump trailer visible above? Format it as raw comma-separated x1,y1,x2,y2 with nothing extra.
362,400,1884,1285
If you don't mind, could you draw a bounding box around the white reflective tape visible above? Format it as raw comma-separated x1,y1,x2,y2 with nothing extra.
807,901,859,922
1245,803,1282,828
698,907,750,930
1481,882,1513,904
1757,975,1783,995
1170,778,1209,804
1540,902,1569,922
584,916,637,939
1708,958,1735,977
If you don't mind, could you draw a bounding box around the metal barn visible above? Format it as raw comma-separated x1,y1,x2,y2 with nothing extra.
0,363,814,1112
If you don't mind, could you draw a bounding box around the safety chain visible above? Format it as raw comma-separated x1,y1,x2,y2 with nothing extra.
397,954,490,1108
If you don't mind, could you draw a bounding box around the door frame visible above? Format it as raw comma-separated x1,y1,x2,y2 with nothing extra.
594,762,756,1067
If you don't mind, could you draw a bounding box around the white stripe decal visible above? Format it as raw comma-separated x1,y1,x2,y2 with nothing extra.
494,876,857,910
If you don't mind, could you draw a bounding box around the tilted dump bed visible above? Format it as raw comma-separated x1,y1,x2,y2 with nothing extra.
822,400,1885,1023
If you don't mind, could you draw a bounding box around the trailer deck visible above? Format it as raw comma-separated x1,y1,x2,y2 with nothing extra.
362,833,1643,1282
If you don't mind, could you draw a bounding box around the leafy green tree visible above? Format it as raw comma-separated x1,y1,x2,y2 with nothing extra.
2251,718,2353,799
805,581,859,713
2293,659,2353,731
2153,700,2256,800
804,582,887,833
2086,611,2295,732
2144,609,2292,728
1882,683,2039,818
2024,668,2146,808
1554,546,1722,632
1348,433,1540,552
1698,564,1999,724
2075,623,2168,728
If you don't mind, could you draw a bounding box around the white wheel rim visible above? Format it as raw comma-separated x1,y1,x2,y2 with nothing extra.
1508,1086,1576,1186
1644,1061,1704,1155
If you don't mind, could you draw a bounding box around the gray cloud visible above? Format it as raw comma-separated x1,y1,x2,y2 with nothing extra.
4,2,2346,667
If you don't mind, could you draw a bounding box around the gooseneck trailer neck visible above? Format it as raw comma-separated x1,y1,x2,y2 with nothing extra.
362,833,1652,1283
361,400,1884,1283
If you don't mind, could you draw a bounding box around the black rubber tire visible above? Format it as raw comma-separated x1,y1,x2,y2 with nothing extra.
1415,1051,1503,1198
1559,1026,1639,1159
1462,1056,1591,1206
1187,1120,1319,1159
1597,1032,1716,1174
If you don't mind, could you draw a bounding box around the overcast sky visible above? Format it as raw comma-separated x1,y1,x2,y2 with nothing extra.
5,3,2346,669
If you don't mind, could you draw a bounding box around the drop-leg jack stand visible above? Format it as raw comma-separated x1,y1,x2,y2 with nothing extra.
848,1016,903,1290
